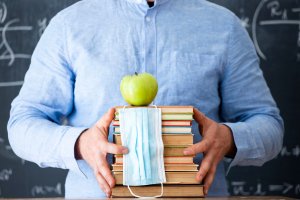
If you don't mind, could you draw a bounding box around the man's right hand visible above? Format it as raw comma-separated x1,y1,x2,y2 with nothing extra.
75,108,128,197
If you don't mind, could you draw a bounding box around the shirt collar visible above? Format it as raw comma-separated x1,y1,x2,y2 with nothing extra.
126,0,169,6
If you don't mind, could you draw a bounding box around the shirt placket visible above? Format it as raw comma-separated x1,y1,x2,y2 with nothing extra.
143,8,158,78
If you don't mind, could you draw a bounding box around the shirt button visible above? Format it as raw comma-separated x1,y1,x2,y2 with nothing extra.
145,17,151,22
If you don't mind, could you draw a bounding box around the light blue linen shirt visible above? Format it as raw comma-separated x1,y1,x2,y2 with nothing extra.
7,0,284,198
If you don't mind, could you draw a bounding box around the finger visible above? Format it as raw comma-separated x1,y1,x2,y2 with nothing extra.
96,157,116,188
183,139,211,155
102,142,128,155
94,170,112,197
96,108,116,130
203,163,217,195
193,108,206,124
196,151,215,183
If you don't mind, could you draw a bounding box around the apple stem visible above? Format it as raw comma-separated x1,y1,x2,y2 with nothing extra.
135,72,138,76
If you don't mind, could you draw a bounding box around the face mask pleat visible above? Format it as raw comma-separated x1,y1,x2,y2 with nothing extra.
136,109,146,182
143,108,152,181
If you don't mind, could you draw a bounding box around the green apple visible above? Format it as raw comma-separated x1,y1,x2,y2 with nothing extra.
120,72,158,106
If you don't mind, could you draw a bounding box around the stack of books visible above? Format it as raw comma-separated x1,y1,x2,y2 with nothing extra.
111,106,204,197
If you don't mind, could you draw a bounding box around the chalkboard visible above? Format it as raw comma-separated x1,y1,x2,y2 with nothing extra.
0,0,299,198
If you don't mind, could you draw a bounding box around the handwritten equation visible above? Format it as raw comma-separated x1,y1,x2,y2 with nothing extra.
0,136,11,152
0,1,48,88
31,182,62,197
0,168,12,181
251,0,300,61
0,2,32,66
230,181,300,196
278,145,300,157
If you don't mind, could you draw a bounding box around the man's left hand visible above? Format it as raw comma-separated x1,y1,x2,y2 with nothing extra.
183,108,236,195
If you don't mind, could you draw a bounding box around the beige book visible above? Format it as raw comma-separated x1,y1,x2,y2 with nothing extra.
112,163,199,172
164,145,192,156
112,184,204,197
114,113,193,121
113,171,200,185
113,120,192,126
117,145,191,156
114,126,192,134
114,134,193,146
115,105,194,114
161,114,193,120
114,156,194,164
114,145,192,157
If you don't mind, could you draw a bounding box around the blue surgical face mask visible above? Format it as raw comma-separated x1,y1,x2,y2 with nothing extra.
119,107,166,197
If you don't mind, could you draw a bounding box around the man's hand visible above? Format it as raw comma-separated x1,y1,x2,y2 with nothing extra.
75,108,128,197
183,108,236,195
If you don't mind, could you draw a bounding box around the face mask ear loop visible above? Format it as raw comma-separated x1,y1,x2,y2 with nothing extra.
121,105,127,186
127,183,164,198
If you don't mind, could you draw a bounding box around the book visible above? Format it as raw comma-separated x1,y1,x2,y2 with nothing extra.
113,171,200,185
114,156,194,164
114,134,194,146
113,120,192,126
114,126,192,134
115,145,191,157
161,114,193,120
115,105,194,114
112,163,199,172
114,113,193,121
112,184,204,197
164,146,192,156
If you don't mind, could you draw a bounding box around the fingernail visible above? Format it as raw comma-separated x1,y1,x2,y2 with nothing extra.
106,190,111,197
183,150,191,155
196,176,201,183
204,188,208,195
196,174,203,183
122,147,129,154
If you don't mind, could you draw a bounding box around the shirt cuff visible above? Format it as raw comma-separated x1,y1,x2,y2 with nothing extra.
221,122,251,174
60,126,88,178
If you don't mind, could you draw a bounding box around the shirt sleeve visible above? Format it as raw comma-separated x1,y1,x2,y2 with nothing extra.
7,14,87,178
220,14,284,170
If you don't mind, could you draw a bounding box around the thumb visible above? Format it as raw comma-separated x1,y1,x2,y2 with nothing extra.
193,108,206,125
96,108,116,130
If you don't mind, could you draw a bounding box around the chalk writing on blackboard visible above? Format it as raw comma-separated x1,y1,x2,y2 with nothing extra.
231,181,266,195
252,0,300,60
240,17,250,28
0,81,24,87
231,181,300,196
37,18,47,38
5,144,11,151
0,2,32,66
0,168,12,181
0,136,9,151
0,136,8,149
239,7,250,29
31,183,62,197
269,183,293,193
278,145,300,157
